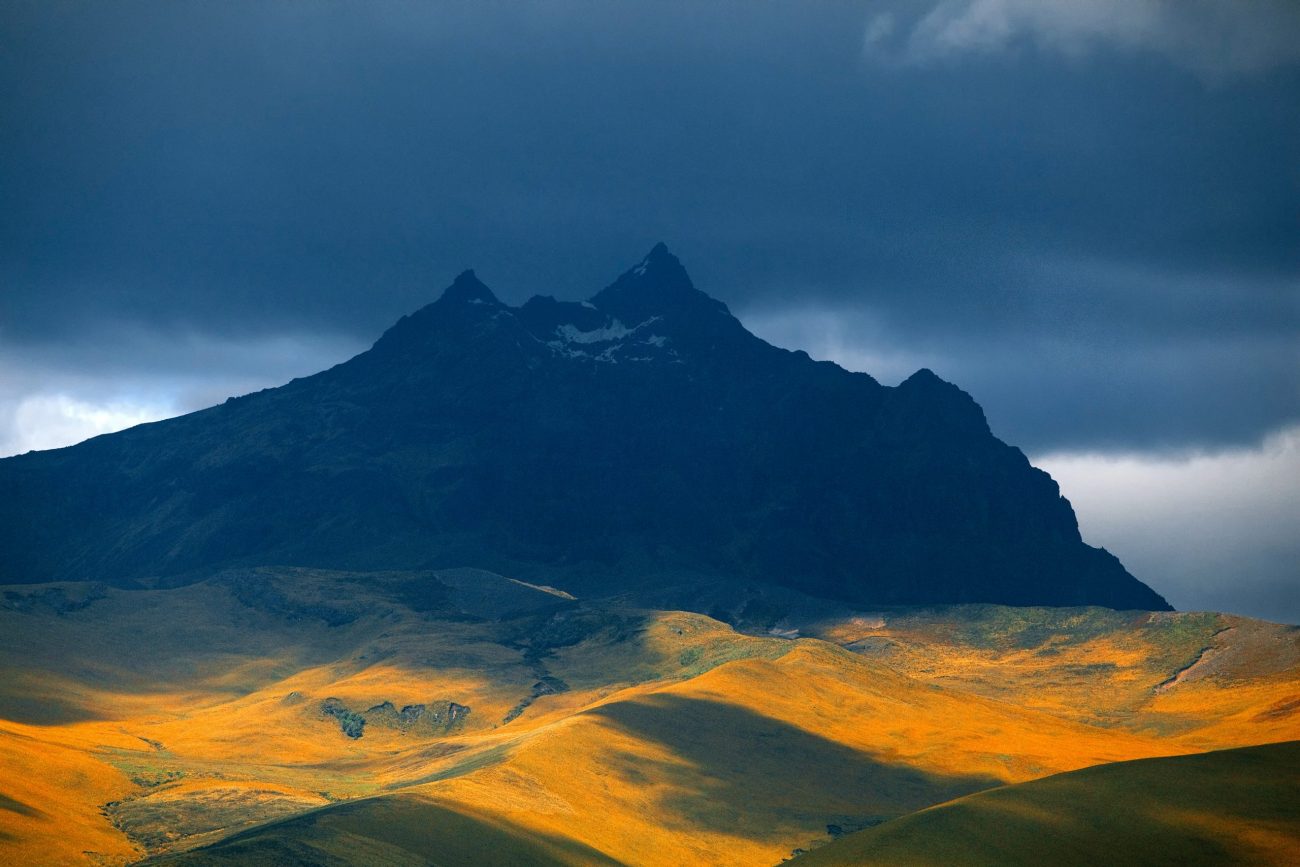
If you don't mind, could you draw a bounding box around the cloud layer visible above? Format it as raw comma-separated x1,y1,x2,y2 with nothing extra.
1037,427,1300,624
0,331,362,456
4,395,170,456
865,0,1300,80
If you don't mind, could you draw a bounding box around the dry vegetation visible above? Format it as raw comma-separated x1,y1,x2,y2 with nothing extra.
0,570,1296,865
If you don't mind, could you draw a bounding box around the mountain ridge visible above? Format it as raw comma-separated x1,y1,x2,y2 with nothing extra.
0,244,1170,611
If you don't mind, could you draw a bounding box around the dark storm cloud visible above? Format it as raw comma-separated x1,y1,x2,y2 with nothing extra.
1,1,1297,621
1,0,1297,456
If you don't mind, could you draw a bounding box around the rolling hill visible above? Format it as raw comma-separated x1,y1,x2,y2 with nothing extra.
790,741,1300,866
0,570,1293,864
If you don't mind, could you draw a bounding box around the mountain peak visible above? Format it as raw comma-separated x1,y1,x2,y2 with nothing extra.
629,241,684,280
591,243,731,322
641,240,673,263
439,269,499,306
366,269,504,359
902,368,943,387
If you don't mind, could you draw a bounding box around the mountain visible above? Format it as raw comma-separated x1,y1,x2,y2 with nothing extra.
0,244,1169,610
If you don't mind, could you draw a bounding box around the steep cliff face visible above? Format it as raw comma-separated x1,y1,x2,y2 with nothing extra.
0,244,1170,610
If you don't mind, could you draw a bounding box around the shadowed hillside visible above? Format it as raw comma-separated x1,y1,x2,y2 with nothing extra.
144,796,622,866
791,741,1300,866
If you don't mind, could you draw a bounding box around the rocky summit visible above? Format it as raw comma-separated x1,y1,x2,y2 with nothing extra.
0,244,1169,611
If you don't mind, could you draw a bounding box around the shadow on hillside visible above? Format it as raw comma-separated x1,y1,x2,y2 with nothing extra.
0,793,44,817
796,742,1300,866
0,683,104,725
0,793,41,844
586,693,1001,844
144,793,621,866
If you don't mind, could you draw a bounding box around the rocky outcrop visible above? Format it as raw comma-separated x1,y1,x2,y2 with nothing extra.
503,676,570,724
320,698,471,739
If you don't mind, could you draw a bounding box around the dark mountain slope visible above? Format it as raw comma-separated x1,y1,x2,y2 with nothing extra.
0,245,1169,610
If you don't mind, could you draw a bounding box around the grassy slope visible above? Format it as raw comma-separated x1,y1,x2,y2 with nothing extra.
0,721,141,865
145,795,623,866
792,740,1300,867
148,640,1178,867
405,643,1175,865
809,604,1300,745
0,574,1296,865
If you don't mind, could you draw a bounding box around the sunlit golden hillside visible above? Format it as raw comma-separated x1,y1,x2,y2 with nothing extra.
1,568,1295,865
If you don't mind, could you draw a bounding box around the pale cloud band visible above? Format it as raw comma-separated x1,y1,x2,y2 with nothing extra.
3,395,173,456
1036,427,1300,624
865,0,1300,80
0,331,363,458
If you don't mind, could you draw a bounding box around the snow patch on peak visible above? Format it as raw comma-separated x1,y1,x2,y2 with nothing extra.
554,316,661,345
545,316,674,363
556,320,635,344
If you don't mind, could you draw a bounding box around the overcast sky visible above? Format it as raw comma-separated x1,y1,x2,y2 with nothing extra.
2,2,1297,621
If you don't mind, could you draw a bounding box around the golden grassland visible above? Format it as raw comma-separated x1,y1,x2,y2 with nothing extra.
0,571,1296,865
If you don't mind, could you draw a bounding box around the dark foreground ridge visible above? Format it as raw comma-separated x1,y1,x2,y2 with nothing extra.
0,245,1170,611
